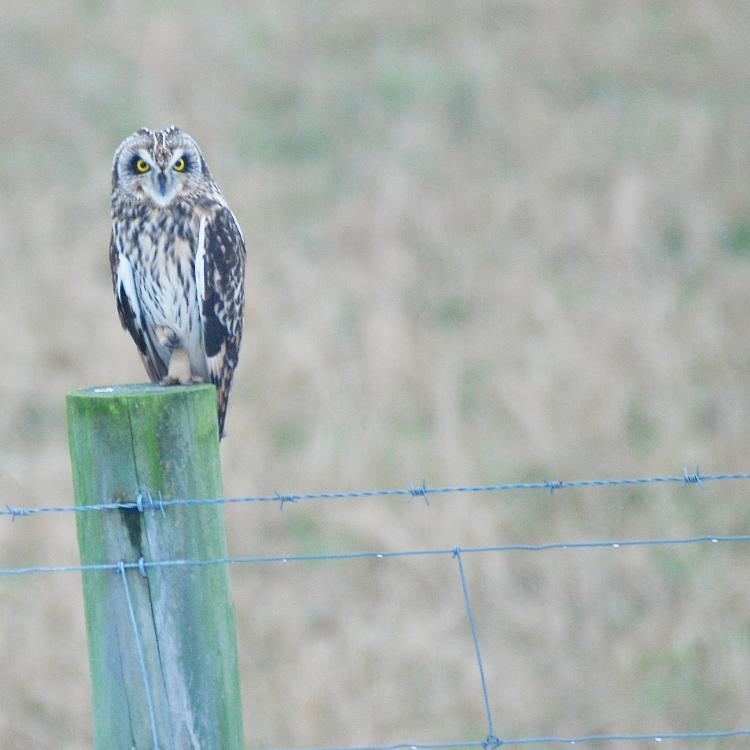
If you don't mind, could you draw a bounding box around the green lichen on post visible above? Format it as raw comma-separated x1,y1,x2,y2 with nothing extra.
66,383,244,750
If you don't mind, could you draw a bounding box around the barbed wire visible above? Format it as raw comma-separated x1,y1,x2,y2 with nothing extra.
3,467,750,519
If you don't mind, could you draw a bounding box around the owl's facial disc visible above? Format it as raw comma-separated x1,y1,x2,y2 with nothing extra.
130,148,192,207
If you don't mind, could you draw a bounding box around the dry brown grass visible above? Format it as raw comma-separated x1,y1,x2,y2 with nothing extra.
2,2,750,747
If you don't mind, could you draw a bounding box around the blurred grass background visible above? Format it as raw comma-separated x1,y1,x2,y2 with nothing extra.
2,1,750,747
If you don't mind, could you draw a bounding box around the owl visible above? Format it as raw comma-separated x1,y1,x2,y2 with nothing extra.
110,126,246,437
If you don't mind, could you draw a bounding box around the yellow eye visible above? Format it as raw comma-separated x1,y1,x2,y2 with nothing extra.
173,157,186,172
135,159,150,173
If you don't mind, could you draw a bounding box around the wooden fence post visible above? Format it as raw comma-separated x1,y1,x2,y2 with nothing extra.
66,383,244,750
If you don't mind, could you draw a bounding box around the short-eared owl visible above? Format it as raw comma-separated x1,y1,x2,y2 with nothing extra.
110,126,246,437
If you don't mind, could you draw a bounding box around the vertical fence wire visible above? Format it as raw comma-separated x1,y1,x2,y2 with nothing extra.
118,560,162,750
453,548,497,746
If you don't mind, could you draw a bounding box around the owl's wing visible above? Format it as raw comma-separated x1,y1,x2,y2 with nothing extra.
195,205,246,436
110,234,167,382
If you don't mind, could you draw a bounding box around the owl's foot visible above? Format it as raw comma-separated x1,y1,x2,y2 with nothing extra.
160,375,188,386
160,374,205,385
161,346,194,386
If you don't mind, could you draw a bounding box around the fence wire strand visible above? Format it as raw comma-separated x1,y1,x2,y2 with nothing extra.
263,729,750,749
4,468,750,519
3,534,750,578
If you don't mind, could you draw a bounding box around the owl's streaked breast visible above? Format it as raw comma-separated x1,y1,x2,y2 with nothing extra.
113,208,208,379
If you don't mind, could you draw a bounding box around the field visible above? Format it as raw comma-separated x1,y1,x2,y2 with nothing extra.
2,2,750,747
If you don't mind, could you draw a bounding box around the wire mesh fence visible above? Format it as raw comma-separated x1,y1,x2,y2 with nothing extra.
3,467,750,748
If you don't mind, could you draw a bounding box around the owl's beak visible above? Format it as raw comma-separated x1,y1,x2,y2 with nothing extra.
157,172,167,196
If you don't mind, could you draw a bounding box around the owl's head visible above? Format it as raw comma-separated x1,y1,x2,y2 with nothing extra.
112,126,215,208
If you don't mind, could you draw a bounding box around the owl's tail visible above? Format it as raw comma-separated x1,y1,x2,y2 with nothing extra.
215,374,233,440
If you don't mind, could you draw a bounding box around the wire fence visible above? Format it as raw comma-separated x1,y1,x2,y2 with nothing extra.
3,467,750,748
